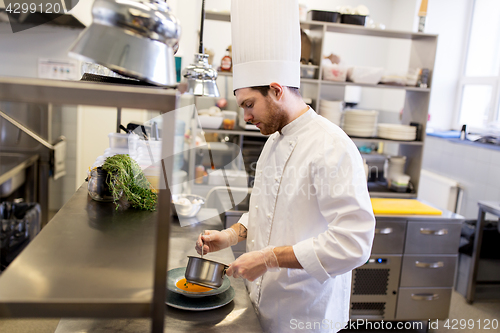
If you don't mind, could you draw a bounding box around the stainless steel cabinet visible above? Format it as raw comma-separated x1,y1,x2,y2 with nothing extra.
396,287,452,320
400,255,457,287
404,221,462,254
395,218,462,320
371,219,406,254
351,214,463,321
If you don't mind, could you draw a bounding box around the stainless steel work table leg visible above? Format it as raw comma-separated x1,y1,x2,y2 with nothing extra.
465,201,500,304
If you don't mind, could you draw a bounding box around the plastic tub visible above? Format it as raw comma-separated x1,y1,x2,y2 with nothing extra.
221,111,237,130
341,14,367,26
300,65,317,79
322,64,347,82
108,133,129,149
308,10,340,23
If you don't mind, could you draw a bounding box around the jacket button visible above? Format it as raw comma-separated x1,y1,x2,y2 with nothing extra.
255,205,258,210
267,213,272,218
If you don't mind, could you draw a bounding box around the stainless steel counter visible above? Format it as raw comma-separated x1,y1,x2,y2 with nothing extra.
0,185,261,331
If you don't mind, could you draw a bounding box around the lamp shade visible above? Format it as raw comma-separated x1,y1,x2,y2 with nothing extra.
68,0,181,86
183,54,220,97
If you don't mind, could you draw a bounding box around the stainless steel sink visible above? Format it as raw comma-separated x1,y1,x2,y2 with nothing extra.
0,153,39,197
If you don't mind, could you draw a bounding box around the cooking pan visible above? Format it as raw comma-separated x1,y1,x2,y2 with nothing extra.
185,256,229,289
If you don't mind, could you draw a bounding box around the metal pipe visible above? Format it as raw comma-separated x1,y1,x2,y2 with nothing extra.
116,107,122,133
0,109,54,150
199,0,205,54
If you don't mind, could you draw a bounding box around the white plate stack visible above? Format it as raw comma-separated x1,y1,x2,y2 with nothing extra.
319,99,343,126
341,109,378,137
377,124,417,141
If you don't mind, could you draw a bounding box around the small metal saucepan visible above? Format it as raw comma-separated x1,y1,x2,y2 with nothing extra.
185,256,229,289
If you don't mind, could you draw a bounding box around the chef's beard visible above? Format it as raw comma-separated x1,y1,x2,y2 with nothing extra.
258,98,289,135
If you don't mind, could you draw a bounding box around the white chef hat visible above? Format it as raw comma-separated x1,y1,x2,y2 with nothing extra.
231,0,301,91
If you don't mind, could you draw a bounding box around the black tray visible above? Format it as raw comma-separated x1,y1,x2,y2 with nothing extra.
308,10,340,23
341,14,367,26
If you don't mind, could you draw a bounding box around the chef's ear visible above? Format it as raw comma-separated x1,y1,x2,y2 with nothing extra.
268,82,284,101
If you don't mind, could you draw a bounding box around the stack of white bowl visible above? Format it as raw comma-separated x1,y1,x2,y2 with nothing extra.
319,99,343,126
377,124,417,141
342,109,378,137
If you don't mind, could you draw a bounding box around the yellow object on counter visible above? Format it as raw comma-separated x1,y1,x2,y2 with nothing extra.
371,198,442,215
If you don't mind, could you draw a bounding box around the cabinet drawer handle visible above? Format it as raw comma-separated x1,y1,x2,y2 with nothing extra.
375,228,393,235
411,293,439,301
415,261,444,268
420,228,448,235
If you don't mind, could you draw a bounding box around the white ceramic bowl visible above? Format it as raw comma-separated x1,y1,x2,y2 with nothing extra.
171,194,205,218
198,116,223,129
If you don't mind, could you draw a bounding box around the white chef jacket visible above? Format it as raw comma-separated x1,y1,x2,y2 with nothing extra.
237,108,375,333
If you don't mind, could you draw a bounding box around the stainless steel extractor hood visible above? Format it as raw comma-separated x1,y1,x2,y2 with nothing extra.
0,7,86,31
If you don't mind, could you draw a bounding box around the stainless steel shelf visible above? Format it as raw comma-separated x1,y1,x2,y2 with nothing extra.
320,80,431,92
201,128,267,137
205,11,438,40
351,137,424,146
216,73,430,92
0,76,178,110
318,21,438,40
201,128,423,145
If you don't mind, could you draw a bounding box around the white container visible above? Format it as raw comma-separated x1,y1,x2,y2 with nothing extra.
108,133,129,149
322,63,347,82
347,66,384,84
385,156,407,186
198,115,223,129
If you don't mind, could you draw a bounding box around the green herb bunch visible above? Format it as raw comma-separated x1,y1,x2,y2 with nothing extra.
102,154,157,211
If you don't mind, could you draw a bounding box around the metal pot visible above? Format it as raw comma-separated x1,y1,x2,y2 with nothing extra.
185,256,228,289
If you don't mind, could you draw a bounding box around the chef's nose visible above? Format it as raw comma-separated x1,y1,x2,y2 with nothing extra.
243,110,253,123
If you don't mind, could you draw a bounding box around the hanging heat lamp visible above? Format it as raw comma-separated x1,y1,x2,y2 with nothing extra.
182,0,220,97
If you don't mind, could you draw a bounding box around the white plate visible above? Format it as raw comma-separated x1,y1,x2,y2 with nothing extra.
344,129,375,137
320,99,343,107
378,132,416,140
344,109,379,116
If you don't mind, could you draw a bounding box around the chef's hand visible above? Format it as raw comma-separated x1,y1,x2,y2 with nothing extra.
226,246,280,281
195,228,238,255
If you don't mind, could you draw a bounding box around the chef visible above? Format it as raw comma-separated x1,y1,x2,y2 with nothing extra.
195,1,375,332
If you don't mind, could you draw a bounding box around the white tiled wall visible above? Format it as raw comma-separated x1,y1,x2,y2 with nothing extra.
422,136,500,219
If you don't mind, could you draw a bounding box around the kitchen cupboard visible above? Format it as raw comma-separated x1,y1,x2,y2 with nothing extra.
203,12,438,199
